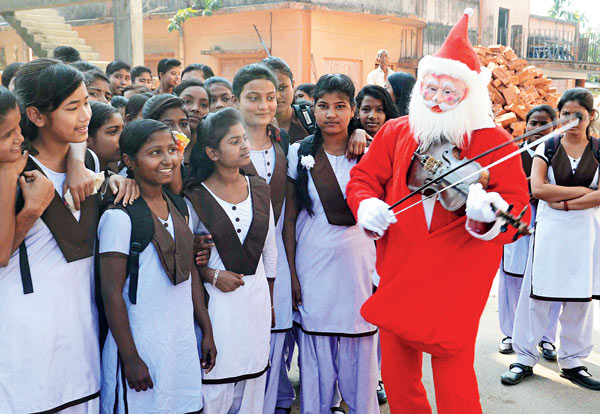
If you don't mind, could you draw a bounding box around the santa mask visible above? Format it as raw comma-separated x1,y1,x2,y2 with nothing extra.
420,74,468,113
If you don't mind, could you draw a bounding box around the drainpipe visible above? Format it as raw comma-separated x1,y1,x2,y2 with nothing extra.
478,0,483,45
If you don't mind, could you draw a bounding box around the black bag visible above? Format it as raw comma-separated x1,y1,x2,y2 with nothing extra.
292,103,316,135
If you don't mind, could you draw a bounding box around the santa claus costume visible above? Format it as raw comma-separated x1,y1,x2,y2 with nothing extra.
346,9,530,414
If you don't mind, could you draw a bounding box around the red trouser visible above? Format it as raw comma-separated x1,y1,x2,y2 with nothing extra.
380,330,482,414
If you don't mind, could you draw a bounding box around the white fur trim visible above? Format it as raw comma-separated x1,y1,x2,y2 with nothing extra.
466,219,503,241
418,55,490,87
464,8,474,17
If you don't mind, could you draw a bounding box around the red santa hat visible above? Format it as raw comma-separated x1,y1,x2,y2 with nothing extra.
417,8,491,86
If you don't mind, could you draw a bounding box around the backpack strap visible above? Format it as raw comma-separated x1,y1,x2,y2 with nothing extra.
164,189,189,221
123,198,154,304
279,128,290,156
544,135,562,163
293,103,316,135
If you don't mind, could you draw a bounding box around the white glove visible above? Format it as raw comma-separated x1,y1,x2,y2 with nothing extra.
465,183,509,223
357,197,397,237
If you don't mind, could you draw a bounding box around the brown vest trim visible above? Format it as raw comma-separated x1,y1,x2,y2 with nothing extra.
241,143,287,225
552,143,598,188
184,175,271,275
24,157,99,262
310,146,356,226
151,196,194,285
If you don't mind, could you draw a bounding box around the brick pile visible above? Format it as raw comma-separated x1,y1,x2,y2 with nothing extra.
474,44,560,137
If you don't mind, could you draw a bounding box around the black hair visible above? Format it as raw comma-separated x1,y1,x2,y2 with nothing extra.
123,85,150,95
355,84,400,123
203,76,232,92
125,93,150,120
70,60,101,72
142,93,186,120
295,83,315,98
182,63,214,80
232,63,277,98
173,78,209,99
14,58,85,141
119,119,170,166
106,59,131,76
157,58,182,78
1,62,23,88
89,101,120,137
186,107,244,186
83,69,110,85
111,95,128,109
526,104,557,123
0,86,18,122
558,87,598,138
131,65,152,81
53,46,81,63
295,74,356,215
261,57,293,82
387,72,416,116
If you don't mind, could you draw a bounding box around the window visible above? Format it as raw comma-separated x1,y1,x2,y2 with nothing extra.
497,8,509,46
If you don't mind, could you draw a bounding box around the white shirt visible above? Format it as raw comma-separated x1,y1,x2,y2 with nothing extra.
366,66,395,87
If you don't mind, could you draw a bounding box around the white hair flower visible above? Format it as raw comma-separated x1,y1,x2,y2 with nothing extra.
300,155,315,170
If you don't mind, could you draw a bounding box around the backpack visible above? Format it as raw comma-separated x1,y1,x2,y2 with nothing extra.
100,189,189,305
292,103,316,135
544,135,600,163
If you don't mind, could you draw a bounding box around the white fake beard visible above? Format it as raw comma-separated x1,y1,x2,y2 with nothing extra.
408,79,494,152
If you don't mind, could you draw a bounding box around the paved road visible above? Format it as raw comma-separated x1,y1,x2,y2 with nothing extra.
288,276,600,413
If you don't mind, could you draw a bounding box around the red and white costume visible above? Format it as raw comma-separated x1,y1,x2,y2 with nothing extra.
346,9,530,414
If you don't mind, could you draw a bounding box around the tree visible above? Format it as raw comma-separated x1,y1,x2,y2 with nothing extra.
547,0,586,26
168,0,222,32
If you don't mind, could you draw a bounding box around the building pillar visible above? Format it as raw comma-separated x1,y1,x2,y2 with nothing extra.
113,0,144,65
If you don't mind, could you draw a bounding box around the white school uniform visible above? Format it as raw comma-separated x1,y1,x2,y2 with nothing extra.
287,143,379,414
0,157,100,413
97,209,203,414
498,201,560,342
513,142,600,369
186,177,277,414
249,147,296,413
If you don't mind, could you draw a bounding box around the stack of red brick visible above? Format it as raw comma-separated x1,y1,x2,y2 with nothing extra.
475,44,559,137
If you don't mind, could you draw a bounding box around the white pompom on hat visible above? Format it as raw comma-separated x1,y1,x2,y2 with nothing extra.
418,8,491,86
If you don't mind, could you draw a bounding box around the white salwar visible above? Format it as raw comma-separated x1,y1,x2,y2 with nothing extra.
287,143,379,414
513,143,600,369
97,209,203,414
0,157,100,413
186,177,277,414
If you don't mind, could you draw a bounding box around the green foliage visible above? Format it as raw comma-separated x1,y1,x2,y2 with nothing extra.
168,0,222,32
547,0,586,26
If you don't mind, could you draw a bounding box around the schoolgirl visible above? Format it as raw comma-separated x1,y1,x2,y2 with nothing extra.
155,58,182,95
294,83,315,104
355,84,399,138
284,74,380,414
98,119,216,413
0,87,31,265
143,94,190,191
182,63,215,82
88,101,124,173
125,93,150,123
174,79,211,160
0,59,103,413
497,105,560,358
84,69,113,104
502,88,600,390
111,95,128,119
232,63,295,413
385,72,416,116
204,76,235,112
183,108,277,413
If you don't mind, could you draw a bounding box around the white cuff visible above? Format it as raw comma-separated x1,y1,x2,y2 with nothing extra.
466,219,504,241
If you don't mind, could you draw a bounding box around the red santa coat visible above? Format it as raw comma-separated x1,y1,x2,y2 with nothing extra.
347,116,530,354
